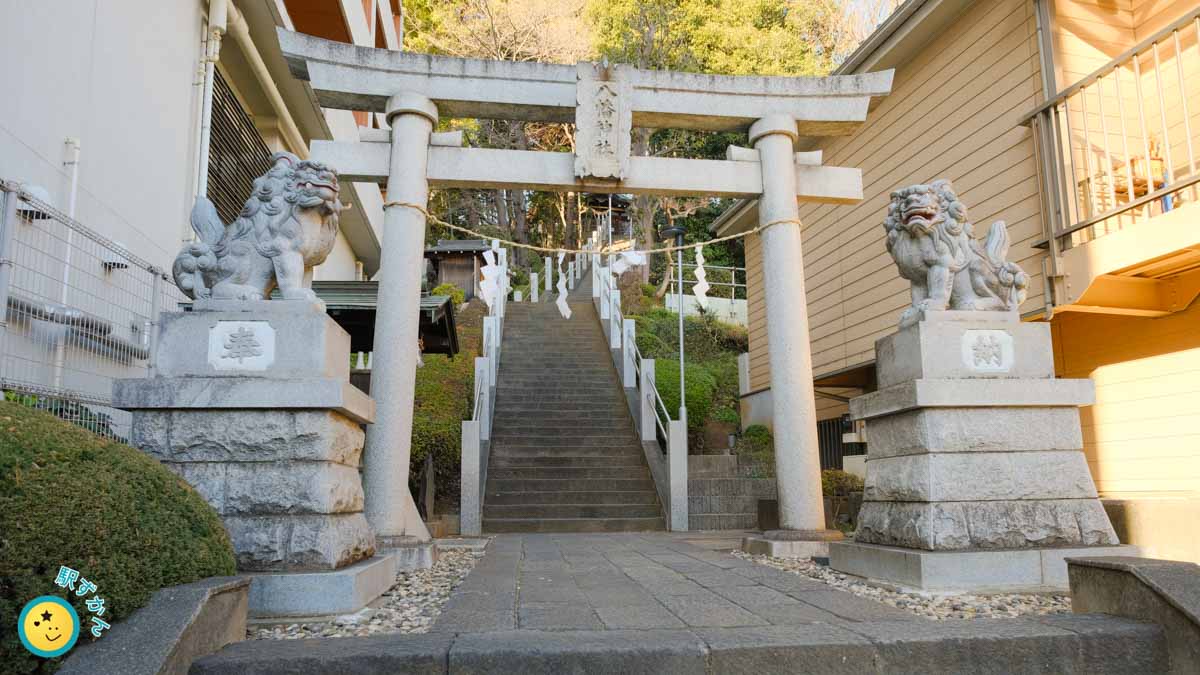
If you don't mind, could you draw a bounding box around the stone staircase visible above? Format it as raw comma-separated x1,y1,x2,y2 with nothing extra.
482,278,665,533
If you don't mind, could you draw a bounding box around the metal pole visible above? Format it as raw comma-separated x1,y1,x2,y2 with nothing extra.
676,232,685,426
0,186,17,329
148,270,163,376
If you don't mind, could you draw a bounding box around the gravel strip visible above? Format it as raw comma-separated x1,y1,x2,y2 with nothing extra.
250,548,484,640
734,551,1072,620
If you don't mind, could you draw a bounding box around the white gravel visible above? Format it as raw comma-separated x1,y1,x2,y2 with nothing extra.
250,547,483,640
734,551,1072,620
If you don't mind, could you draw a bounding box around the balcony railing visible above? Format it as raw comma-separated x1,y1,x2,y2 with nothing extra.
1025,8,1200,251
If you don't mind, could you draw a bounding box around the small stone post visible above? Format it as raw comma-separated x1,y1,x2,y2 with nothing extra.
544,256,551,293
530,272,539,302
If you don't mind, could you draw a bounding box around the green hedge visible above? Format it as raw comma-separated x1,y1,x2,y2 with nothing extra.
0,400,236,674
653,359,716,434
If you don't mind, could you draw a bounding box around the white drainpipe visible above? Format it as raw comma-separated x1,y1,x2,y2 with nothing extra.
51,138,82,390
227,4,308,157
197,0,229,199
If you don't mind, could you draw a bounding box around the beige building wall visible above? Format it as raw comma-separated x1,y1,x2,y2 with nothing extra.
1051,302,1200,562
744,0,1048,391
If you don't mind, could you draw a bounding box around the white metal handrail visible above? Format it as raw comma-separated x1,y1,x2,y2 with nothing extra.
1026,8,1200,249
460,244,509,537
594,253,688,531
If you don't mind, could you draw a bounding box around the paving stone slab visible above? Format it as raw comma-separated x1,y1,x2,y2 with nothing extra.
749,601,848,626
190,633,453,675
518,602,605,630
593,604,687,630
448,630,706,675
657,592,770,628
848,617,1166,674
788,590,917,622
697,625,875,675
431,609,516,634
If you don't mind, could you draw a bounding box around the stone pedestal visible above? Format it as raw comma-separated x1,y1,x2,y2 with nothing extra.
115,301,397,615
829,311,1135,591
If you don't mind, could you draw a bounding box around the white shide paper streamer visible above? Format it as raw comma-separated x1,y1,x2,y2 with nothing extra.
692,245,710,310
555,250,572,319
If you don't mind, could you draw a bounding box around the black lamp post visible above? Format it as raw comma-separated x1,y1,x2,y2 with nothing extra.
658,225,687,426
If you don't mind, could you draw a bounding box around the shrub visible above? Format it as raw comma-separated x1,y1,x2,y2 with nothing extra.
0,401,236,673
640,283,657,298
735,425,775,476
653,359,715,434
821,469,864,496
431,282,465,306
635,332,669,359
509,265,530,288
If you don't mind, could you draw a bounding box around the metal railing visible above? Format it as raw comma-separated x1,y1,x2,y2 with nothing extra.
459,245,508,536
594,246,688,531
1026,8,1200,251
0,180,186,440
668,262,747,301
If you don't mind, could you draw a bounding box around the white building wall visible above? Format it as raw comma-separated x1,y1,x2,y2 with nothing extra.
315,230,360,281
0,0,204,271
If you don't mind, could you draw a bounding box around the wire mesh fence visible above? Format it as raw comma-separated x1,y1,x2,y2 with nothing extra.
0,180,187,441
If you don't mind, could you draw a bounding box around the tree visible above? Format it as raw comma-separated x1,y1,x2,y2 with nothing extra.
403,0,595,265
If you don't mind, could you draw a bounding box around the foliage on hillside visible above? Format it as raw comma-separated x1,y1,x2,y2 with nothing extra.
0,401,236,674
410,298,484,509
628,284,748,449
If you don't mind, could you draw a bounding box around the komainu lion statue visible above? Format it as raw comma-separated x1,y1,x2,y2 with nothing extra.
173,152,343,302
884,179,1029,327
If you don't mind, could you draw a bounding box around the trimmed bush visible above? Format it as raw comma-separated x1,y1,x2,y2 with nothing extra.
654,359,716,434
431,282,465,306
821,469,864,496
0,400,236,673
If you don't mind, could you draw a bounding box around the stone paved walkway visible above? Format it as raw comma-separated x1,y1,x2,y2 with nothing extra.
432,533,916,633
193,532,1168,673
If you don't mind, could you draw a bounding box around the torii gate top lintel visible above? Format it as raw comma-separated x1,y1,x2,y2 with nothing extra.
280,29,892,202
278,29,893,135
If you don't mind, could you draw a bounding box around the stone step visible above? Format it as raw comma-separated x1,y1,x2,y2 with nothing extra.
488,466,651,480
482,503,662,519
484,490,658,505
687,478,778,498
482,516,665,533
487,478,656,492
688,513,759,530
491,421,635,434
487,435,639,447
491,406,629,418
490,454,646,468
489,446,644,458
495,389,622,399
191,613,1167,674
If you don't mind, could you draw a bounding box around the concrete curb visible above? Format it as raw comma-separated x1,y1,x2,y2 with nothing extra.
61,575,249,675
189,615,1166,674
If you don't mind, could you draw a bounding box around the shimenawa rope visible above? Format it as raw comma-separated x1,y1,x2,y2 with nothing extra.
382,200,801,256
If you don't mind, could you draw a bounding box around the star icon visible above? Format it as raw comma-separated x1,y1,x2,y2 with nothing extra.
40,610,52,622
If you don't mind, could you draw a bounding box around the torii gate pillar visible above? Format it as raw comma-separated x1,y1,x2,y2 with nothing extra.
747,114,844,553
362,92,437,545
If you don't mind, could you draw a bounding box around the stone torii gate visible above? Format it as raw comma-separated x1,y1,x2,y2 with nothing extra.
279,29,892,545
